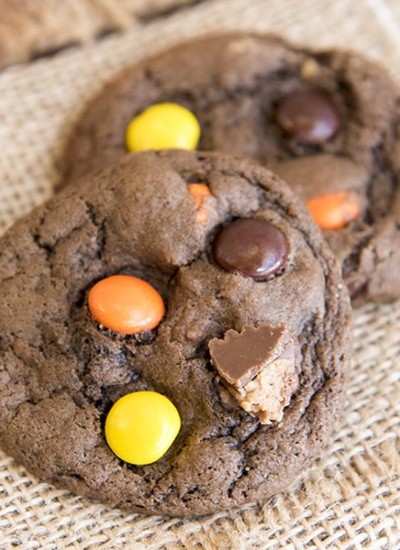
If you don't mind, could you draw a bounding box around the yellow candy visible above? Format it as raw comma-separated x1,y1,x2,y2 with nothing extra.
105,391,181,465
125,102,201,152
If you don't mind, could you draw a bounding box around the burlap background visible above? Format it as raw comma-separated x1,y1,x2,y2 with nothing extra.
1,0,400,547
0,0,198,68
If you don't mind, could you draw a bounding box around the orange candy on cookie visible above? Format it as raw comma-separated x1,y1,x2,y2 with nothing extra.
88,274,165,334
306,192,361,231
188,183,211,224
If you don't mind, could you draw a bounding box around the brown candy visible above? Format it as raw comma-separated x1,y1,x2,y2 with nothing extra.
208,323,299,424
275,91,340,144
212,218,288,281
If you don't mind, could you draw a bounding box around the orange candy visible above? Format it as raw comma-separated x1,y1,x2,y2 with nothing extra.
188,183,211,224
88,275,165,334
306,192,361,231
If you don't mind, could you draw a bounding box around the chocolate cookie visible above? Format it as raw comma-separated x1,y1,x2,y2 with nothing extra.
0,150,351,516
61,34,400,304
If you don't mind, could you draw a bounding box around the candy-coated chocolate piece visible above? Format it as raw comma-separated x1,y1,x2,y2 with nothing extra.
212,218,288,280
275,91,340,144
306,192,361,231
188,183,211,224
125,102,201,152
105,391,181,465
88,274,164,334
188,183,211,206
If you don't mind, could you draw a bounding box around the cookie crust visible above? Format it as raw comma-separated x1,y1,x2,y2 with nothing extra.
0,151,351,516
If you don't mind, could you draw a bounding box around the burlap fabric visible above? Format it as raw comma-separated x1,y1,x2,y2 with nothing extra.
0,0,198,69
1,0,400,547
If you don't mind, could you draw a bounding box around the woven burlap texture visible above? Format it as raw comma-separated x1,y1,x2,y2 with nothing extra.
0,0,197,69
0,0,399,548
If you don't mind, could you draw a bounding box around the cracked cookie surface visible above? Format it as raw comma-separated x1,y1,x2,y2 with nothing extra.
0,150,351,516
61,33,400,304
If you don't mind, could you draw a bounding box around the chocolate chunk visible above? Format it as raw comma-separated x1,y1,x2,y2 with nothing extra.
271,154,369,200
209,324,299,424
212,218,288,281
275,91,340,144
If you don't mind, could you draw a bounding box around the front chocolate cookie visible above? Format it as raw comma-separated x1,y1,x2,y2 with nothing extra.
0,151,351,516
61,34,400,304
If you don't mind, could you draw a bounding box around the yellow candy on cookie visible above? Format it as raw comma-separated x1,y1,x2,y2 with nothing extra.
105,391,181,465
125,102,201,152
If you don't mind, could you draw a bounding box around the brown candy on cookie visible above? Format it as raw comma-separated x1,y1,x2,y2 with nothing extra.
209,324,299,424
212,218,289,280
275,91,341,144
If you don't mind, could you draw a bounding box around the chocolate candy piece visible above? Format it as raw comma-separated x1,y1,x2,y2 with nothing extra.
209,324,299,424
275,91,340,144
212,218,288,280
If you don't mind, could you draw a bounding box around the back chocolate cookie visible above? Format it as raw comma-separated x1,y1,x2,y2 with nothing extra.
61,34,400,304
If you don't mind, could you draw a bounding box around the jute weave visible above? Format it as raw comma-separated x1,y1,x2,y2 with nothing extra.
0,0,399,548
0,0,198,68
